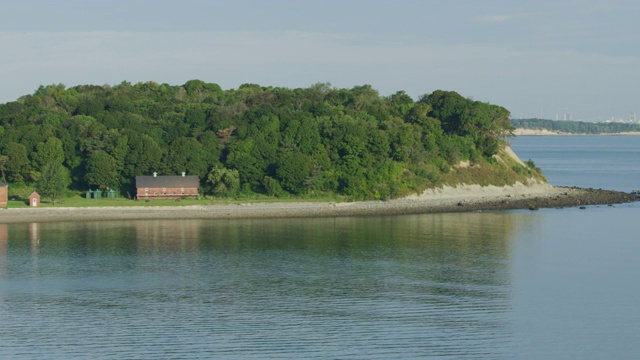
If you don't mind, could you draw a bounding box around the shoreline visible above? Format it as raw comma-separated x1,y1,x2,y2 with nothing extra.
1,184,637,224
513,129,640,136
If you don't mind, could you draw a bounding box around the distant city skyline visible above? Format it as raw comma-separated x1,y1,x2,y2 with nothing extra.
2,0,639,122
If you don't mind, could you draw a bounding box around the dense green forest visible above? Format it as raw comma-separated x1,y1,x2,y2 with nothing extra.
0,81,527,201
512,118,640,134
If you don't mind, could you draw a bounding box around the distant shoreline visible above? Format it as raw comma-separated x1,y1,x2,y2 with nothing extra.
514,129,640,136
1,183,637,224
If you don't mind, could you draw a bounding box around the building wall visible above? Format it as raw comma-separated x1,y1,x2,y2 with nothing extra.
29,194,40,207
137,186,198,200
0,186,7,208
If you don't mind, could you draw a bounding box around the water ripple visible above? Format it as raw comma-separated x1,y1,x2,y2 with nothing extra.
1,217,513,359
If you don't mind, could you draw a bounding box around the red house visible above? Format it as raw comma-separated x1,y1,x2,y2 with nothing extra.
29,192,41,207
0,182,7,208
135,172,199,200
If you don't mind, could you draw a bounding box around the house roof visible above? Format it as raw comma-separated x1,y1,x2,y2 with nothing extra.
29,191,40,197
135,175,200,188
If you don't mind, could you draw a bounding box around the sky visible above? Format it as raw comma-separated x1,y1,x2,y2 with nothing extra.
1,0,639,121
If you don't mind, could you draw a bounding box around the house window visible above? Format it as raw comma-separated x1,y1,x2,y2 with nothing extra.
145,188,149,194
162,188,167,194
181,188,185,194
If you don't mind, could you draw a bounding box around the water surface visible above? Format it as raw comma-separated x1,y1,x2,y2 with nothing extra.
510,135,640,191
2,135,640,359
2,215,520,359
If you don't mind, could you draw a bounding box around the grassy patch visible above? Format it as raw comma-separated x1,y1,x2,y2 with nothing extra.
5,191,351,209
434,148,547,188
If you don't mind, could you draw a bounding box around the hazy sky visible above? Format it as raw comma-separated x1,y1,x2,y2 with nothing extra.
1,0,638,121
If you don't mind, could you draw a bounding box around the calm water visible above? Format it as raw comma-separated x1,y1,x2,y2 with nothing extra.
510,135,640,192
1,136,639,359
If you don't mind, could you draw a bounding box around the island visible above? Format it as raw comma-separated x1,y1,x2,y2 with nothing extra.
0,82,637,222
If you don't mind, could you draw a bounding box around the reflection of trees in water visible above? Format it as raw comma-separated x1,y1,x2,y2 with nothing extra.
191,213,535,353
134,220,203,254
0,214,541,359
4,222,139,257
197,212,519,257
0,224,6,276
3,213,536,256
192,213,532,289
0,224,7,256
3,214,538,292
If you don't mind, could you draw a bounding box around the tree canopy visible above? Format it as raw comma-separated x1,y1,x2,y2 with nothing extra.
35,162,71,205
0,81,516,200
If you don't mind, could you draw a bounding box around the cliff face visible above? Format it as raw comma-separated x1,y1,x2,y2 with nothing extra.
433,146,547,190
499,146,526,166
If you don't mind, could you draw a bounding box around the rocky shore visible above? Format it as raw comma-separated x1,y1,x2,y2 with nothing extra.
0,185,637,224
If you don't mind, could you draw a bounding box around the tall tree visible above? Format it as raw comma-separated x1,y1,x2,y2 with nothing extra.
122,131,163,178
3,142,30,182
207,166,240,196
0,155,8,183
85,151,119,189
33,137,65,168
422,90,471,134
36,162,71,205
165,137,208,178
276,151,312,194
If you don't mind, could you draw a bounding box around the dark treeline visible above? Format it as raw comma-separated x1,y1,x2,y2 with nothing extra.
512,118,640,134
0,81,514,199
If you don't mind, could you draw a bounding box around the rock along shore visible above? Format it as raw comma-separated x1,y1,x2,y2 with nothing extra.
0,184,637,224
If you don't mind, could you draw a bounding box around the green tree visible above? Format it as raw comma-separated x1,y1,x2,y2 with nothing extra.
422,90,471,134
185,107,207,129
262,176,282,196
207,167,240,196
458,101,512,156
0,81,527,200
34,137,65,168
198,131,222,168
3,142,30,182
388,90,414,117
36,162,71,205
122,131,163,178
281,113,321,155
276,151,312,194
165,137,208,178
0,155,8,183
85,151,119,189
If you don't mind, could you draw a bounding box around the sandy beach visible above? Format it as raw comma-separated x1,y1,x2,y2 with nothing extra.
1,182,637,223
